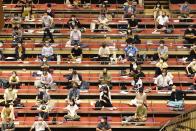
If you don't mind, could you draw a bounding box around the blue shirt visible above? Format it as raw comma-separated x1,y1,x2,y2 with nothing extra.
124,45,138,57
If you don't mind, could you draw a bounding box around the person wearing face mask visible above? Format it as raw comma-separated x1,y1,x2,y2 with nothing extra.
180,1,190,19
70,44,83,62
184,25,196,48
130,75,143,92
96,116,112,131
154,58,168,77
123,0,136,19
124,39,138,61
0,86,20,107
186,58,196,77
64,99,80,121
41,43,54,61
9,71,20,89
70,26,81,46
98,43,111,64
155,12,169,30
67,15,81,30
30,117,51,131
46,3,54,18
99,68,112,90
15,43,25,61
42,12,54,43
154,70,173,91
127,15,138,30
153,40,168,61
129,87,147,107
67,70,83,89
37,100,49,120
167,85,185,110
1,104,15,122
97,13,110,31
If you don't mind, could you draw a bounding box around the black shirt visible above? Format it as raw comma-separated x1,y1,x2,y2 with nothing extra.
184,29,196,42
169,90,185,101
128,19,138,28
71,48,82,57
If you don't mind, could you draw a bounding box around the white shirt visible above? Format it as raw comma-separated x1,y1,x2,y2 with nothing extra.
98,47,110,57
66,104,78,117
42,46,53,57
40,73,53,85
4,89,17,101
157,15,169,25
154,74,173,87
70,30,81,41
32,121,49,131
42,15,53,27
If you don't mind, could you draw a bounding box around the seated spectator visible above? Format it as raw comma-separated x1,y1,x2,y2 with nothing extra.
154,71,173,91
130,76,143,92
129,87,147,107
42,12,54,43
153,1,163,20
70,44,83,62
155,12,169,30
98,86,116,110
0,86,20,107
24,12,35,22
1,117,15,131
11,14,22,28
127,15,138,31
70,26,81,46
129,60,145,77
22,2,32,18
154,58,168,77
46,3,54,18
35,71,54,89
124,39,138,61
97,13,110,31
67,15,81,30
36,88,51,105
161,68,174,80
167,86,184,109
153,40,168,61
9,71,20,88
15,43,25,61
41,56,50,70
12,26,23,46
0,50,5,61
64,99,80,121
30,117,51,131
183,25,196,48
67,70,83,88
126,30,141,44
1,104,15,122
122,103,147,125
187,43,196,62
98,43,111,64
37,100,49,120
123,0,136,19
99,68,112,90
41,43,54,61
66,82,80,106
96,116,112,131
186,58,196,76
179,1,191,20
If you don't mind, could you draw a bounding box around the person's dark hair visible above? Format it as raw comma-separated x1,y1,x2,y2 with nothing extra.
12,71,17,76
102,116,107,121
155,1,162,8
102,43,106,48
47,3,52,7
5,103,10,108
71,15,76,18
159,40,165,44
126,38,132,44
138,87,144,93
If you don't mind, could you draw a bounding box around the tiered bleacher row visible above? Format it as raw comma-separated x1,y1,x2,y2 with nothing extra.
0,0,195,131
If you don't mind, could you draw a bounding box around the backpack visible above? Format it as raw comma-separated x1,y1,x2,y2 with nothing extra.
0,79,9,89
